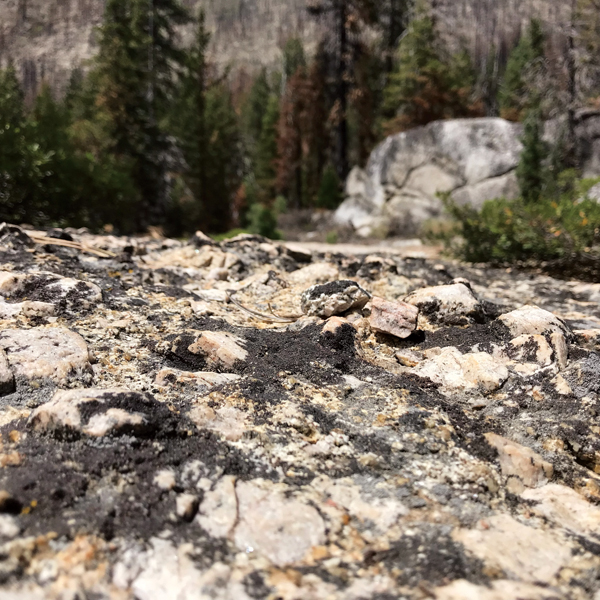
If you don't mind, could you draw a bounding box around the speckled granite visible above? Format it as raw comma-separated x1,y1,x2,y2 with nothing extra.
1,226,600,599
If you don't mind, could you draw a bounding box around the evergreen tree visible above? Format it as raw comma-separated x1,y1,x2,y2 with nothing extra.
94,0,190,229
242,68,271,156
169,10,241,234
283,38,306,80
316,163,341,209
499,19,546,121
255,94,280,200
382,3,481,133
516,108,548,203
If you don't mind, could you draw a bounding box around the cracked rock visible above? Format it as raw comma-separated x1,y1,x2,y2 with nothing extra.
301,280,370,318
369,296,418,339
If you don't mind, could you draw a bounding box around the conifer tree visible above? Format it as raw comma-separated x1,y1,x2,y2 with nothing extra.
94,0,189,229
255,94,280,200
242,68,271,159
499,19,546,121
382,3,481,133
516,108,548,203
169,9,241,234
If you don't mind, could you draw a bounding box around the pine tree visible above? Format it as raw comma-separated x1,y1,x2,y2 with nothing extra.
516,108,548,203
255,94,280,200
169,10,241,234
499,19,546,121
94,0,190,229
242,68,271,157
382,3,481,133
283,38,306,80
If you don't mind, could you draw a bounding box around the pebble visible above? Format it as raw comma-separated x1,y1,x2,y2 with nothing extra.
369,296,418,339
187,331,248,370
301,280,370,318
485,432,553,490
0,328,92,385
499,305,571,338
176,494,199,522
404,282,483,326
29,388,163,438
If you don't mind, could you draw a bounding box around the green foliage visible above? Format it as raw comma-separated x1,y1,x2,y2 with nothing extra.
255,94,280,198
516,109,548,203
316,164,342,209
326,230,339,244
283,38,306,79
438,176,600,264
382,4,481,133
242,68,271,152
499,19,546,120
247,203,282,239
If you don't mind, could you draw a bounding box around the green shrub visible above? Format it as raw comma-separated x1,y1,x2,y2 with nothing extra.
326,230,339,244
247,203,282,240
438,178,600,263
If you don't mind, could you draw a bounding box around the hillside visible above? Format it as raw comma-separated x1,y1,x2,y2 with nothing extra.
0,0,570,99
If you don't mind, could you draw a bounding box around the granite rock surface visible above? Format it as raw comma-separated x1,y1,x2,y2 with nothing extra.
1,226,600,598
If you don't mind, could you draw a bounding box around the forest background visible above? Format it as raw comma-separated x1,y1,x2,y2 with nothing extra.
1,0,600,240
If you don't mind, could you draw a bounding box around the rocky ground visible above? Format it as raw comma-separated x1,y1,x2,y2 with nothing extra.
1,223,600,599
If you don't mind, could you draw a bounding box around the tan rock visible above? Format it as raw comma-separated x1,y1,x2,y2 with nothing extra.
435,579,565,600
187,331,248,370
0,348,14,396
0,328,92,384
322,316,351,334
154,368,240,388
234,480,326,567
499,305,570,338
414,347,508,394
197,476,238,539
370,296,418,339
522,484,600,539
404,283,482,326
454,514,570,583
176,494,199,522
287,262,339,286
508,335,554,366
30,388,157,438
485,433,553,488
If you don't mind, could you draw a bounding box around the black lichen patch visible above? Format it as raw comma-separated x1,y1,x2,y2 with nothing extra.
1,408,276,542
419,320,513,353
303,280,368,300
365,526,487,587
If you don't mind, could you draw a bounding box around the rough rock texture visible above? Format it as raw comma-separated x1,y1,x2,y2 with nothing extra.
337,116,600,237
2,225,600,598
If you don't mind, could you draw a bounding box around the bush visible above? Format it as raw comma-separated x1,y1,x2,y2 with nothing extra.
247,203,282,240
438,177,600,264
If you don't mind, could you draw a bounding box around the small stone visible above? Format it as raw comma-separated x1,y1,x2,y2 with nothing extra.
550,331,568,370
301,280,370,318
321,316,350,334
234,480,326,567
414,347,508,394
0,328,92,384
0,348,14,396
189,230,217,248
288,262,339,286
0,271,102,312
499,305,570,338
29,388,166,438
154,368,240,389
369,296,418,339
404,283,483,327
0,514,20,539
453,514,570,583
176,494,199,522
187,331,248,370
154,469,177,491
207,267,229,281
522,484,600,540
395,349,424,367
197,476,238,538
485,432,553,488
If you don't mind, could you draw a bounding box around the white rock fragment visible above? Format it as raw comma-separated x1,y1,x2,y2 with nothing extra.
154,470,177,491
0,348,14,396
196,476,238,538
154,368,240,389
453,514,571,583
369,296,418,339
485,433,553,490
29,388,158,437
234,480,326,567
176,494,199,522
414,347,508,394
499,305,570,338
187,331,247,370
0,271,101,312
435,579,565,600
0,328,92,384
0,515,20,539
404,283,482,326
301,280,370,318
287,262,339,286
522,484,600,539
